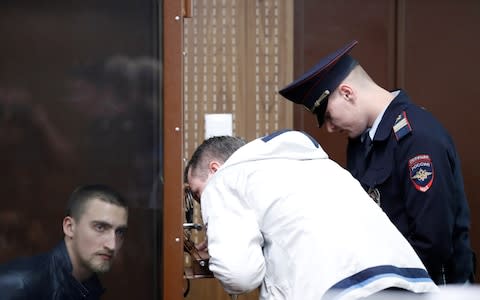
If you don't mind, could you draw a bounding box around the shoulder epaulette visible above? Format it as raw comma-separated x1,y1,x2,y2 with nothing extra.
393,111,412,141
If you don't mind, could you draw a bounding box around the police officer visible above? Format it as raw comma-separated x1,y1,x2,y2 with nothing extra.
278,40,475,285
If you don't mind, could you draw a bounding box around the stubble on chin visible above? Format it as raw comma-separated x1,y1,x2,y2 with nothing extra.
87,255,113,274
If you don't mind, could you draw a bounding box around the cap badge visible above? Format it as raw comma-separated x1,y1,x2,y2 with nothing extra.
409,154,434,192
393,111,412,141
310,90,330,112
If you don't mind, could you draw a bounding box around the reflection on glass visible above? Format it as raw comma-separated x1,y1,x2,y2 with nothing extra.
0,1,162,299
65,55,162,208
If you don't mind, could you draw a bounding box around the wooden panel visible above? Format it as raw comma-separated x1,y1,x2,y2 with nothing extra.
163,0,184,299
400,0,480,281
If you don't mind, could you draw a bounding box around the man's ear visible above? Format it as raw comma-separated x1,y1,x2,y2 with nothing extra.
208,160,221,173
339,84,354,101
63,216,75,238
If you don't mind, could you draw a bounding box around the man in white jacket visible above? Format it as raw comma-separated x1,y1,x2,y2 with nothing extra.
186,129,438,300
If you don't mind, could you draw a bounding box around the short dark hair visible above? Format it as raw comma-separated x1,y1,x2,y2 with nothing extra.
188,136,246,178
66,184,128,220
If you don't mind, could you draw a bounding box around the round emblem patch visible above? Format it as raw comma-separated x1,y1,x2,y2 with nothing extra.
408,154,434,192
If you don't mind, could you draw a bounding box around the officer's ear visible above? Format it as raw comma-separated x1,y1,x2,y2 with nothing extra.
63,216,76,238
338,84,354,102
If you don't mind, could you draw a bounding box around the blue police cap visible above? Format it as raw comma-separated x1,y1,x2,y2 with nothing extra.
279,40,359,127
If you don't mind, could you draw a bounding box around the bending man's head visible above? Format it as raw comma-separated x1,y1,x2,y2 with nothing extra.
186,136,246,202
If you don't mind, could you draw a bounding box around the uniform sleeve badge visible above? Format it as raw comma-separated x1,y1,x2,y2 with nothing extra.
393,111,412,141
408,154,434,192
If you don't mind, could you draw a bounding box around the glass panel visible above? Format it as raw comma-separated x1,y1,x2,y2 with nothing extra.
0,1,162,299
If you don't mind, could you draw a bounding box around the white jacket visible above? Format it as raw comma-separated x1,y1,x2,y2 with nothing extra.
201,130,438,300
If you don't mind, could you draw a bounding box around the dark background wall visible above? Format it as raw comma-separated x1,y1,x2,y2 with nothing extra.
0,1,162,299
293,0,480,281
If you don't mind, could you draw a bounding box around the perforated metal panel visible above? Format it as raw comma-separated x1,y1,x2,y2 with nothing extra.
183,0,293,161
182,1,293,298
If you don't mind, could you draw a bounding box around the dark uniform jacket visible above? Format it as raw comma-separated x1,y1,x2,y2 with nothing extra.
347,90,474,284
0,240,104,299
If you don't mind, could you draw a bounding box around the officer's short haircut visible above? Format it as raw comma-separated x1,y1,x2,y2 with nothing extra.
66,184,128,220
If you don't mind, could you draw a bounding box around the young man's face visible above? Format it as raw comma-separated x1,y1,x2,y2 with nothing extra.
64,198,128,279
